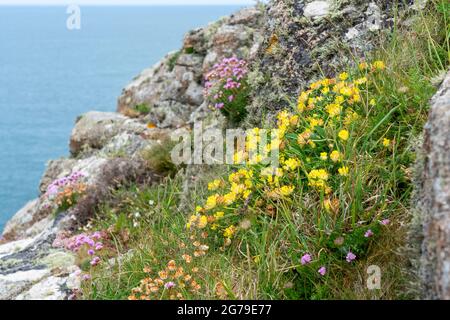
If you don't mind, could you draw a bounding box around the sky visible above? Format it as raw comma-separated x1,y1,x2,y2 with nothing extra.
0,0,255,5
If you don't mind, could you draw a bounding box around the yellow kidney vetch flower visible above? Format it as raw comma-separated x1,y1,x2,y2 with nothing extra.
208,179,222,191
372,60,386,71
338,166,349,176
223,225,236,239
214,211,224,220
340,86,353,97
354,77,367,85
383,138,391,147
326,103,342,117
320,152,328,161
205,194,218,210
338,130,350,141
339,72,349,81
283,158,301,171
279,185,295,196
330,150,341,162
359,61,369,70
198,215,208,229
223,192,236,206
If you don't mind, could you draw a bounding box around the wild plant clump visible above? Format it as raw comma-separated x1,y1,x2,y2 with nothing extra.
43,171,87,213
204,56,249,125
128,61,397,299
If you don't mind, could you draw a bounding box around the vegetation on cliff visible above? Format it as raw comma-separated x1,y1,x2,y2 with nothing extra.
63,1,450,300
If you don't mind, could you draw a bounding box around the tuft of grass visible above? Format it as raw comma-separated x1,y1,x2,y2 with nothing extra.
140,138,179,177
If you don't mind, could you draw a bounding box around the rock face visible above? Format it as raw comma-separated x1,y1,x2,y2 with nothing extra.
418,70,450,300
116,6,264,128
245,0,412,126
0,215,79,300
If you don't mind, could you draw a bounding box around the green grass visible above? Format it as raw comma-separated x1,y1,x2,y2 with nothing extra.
80,1,449,300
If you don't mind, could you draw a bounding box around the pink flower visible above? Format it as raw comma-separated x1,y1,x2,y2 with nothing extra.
95,243,103,251
164,281,176,290
82,274,91,281
381,219,390,226
90,256,100,266
346,252,356,263
318,266,326,276
364,229,374,238
87,249,95,256
301,253,312,265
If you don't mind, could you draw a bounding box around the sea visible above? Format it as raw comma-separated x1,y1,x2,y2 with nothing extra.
0,5,244,231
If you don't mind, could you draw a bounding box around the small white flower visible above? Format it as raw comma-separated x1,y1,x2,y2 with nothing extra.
149,200,155,206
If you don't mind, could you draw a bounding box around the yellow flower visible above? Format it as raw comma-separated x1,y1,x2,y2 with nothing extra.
383,138,391,147
279,185,294,196
326,103,342,117
308,169,329,181
338,166,349,176
340,86,353,97
372,60,386,71
223,192,236,206
335,95,345,104
354,77,367,85
339,72,349,81
283,158,301,171
214,211,225,220
369,99,376,106
208,179,221,191
223,225,236,239
359,61,368,70
338,130,349,141
321,87,330,94
320,152,328,161
205,195,218,210
198,215,208,229
330,150,341,162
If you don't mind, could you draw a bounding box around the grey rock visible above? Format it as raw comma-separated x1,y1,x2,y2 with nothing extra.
418,70,450,299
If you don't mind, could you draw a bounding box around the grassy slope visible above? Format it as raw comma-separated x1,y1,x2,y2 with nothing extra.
81,1,449,300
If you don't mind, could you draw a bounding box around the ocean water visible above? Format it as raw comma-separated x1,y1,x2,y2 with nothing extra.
0,5,244,231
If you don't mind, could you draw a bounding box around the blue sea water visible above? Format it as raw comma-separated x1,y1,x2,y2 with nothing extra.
0,5,244,231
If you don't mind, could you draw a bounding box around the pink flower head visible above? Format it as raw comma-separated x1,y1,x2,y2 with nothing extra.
164,281,176,290
381,219,390,226
82,274,91,281
346,252,356,263
364,229,374,238
90,256,101,266
318,266,326,276
301,253,312,265
87,249,95,256
95,243,103,251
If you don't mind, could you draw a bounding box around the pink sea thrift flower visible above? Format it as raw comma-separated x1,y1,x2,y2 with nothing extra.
87,249,95,256
90,256,100,266
318,266,326,276
346,252,356,263
364,229,374,238
301,253,312,265
82,274,91,281
164,281,176,290
381,219,390,226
